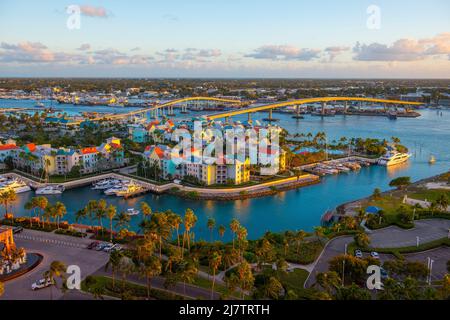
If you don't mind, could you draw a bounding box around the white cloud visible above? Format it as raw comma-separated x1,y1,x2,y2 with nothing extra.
245,45,321,61
353,33,450,61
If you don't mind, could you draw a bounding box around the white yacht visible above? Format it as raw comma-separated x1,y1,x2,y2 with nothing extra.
92,179,120,190
0,179,32,194
378,150,411,166
126,208,140,216
104,184,125,196
35,185,65,195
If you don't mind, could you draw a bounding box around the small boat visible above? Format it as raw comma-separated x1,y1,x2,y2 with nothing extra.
0,179,32,194
35,185,65,195
126,208,140,216
429,155,436,164
115,183,143,197
387,111,397,120
104,185,126,196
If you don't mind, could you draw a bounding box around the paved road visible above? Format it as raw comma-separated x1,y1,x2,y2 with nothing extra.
369,219,450,248
305,219,450,288
404,247,450,281
94,267,221,300
1,230,109,300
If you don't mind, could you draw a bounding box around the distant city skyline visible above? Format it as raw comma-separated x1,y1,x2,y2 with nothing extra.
0,0,449,78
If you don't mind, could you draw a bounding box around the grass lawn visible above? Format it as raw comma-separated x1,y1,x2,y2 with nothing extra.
407,189,450,202
192,276,243,299
81,275,185,300
276,269,317,299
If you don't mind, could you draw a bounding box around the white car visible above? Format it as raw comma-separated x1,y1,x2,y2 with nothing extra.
31,278,53,290
354,249,363,258
103,243,117,253
370,251,380,259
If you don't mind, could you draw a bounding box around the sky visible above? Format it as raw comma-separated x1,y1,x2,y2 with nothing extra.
0,0,449,78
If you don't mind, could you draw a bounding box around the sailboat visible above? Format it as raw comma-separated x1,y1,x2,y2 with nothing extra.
429,155,436,164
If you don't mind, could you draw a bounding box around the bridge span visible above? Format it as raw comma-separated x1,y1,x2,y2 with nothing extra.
68,97,242,125
207,97,424,121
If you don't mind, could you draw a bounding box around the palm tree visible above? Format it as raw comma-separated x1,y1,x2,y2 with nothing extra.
140,202,152,221
53,202,66,229
207,218,216,242
235,260,254,300
149,212,171,260
106,204,117,243
167,211,182,249
118,256,135,292
314,226,326,246
209,251,222,299
139,256,162,299
354,232,370,248
105,250,123,289
182,208,197,256
218,225,226,239
178,260,198,296
263,277,283,299
24,198,36,227
95,199,107,236
295,230,307,255
85,200,98,223
315,271,341,294
114,212,131,231
0,189,17,218
435,194,449,212
36,196,48,228
229,218,240,249
43,260,67,300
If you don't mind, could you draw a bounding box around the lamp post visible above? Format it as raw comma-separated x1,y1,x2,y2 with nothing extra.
342,243,348,286
416,236,420,248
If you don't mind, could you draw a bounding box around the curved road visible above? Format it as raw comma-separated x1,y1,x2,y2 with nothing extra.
305,219,450,288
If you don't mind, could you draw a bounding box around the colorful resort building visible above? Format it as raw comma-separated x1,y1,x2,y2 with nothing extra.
0,137,125,176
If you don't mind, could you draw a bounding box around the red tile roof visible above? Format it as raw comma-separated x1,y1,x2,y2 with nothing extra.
0,144,18,151
81,147,98,154
25,143,36,152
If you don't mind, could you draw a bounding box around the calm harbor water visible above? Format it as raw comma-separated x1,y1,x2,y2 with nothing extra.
1,99,449,241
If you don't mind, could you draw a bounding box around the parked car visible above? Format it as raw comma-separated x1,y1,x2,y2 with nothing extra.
111,245,123,252
12,226,23,234
103,243,117,253
370,251,380,259
87,241,100,250
31,278,54,290
95,243,109,251
380,267,389,279
354,249,363,258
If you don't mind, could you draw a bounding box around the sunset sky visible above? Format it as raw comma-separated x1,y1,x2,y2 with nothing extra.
0,0,449,77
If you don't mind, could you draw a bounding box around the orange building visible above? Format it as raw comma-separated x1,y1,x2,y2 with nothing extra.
0,226,15,253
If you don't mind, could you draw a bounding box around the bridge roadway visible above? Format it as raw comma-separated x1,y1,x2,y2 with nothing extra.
206,97,424,120
68,97,242,125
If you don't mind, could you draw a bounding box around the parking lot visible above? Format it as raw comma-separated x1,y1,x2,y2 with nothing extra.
1,229,110,300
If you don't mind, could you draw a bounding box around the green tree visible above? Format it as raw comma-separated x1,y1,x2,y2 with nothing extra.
43,260,67,300
389,176,411,189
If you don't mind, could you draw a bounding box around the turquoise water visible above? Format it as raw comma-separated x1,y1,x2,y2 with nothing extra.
2,99,449,241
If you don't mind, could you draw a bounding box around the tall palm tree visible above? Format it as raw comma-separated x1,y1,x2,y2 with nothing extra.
140,201,152,221
208,251,222,299
139,256,162,299
177,260,198,296
167,211,182,249
114,212,131,231
106,204,117,243
54,202,66,229
218,225,226,239
229,219,240,249
295,230,307,255
95,199,107,236
182,208,197,256
36,196,48,228
314,226,326,247
43,260,67,300
0,189,17,218
105,250,123,289
207,218,216,242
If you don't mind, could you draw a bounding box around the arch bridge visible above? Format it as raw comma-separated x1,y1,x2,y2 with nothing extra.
90,97,242,122
207,97,424,122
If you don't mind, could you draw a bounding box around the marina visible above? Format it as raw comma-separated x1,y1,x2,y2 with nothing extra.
2,107,448,241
